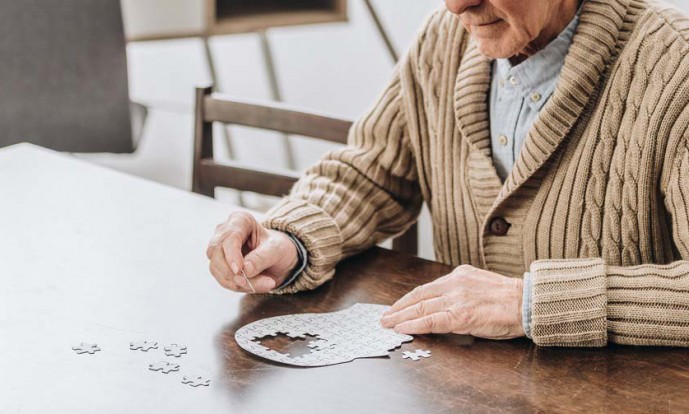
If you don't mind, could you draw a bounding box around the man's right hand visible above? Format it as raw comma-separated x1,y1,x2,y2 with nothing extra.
206,211,299,294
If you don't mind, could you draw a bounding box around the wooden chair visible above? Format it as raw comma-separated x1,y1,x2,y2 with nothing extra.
192,86,418,255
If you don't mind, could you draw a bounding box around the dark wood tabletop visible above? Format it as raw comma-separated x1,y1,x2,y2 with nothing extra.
2,144,689,414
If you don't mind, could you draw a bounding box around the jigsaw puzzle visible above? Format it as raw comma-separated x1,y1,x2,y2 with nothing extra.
72,343,101,355
130,340,158,352
235,303,413,367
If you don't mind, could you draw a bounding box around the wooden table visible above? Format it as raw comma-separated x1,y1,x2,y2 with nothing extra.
1,144,688,413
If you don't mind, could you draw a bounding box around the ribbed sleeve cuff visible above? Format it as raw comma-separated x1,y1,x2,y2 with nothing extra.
262,198,343,294
529,258,608,347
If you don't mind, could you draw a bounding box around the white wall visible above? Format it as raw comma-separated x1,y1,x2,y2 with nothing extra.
81,0,440,259
672,0,689,10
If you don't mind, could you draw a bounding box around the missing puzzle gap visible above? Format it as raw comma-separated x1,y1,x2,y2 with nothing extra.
253,333,319,358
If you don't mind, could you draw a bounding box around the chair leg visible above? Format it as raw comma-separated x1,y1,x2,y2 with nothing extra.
392,223,418,255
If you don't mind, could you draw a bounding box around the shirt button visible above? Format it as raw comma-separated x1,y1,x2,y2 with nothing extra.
509,76,518,86
531,92,542,102
499,79,505,88
488,217,511,236
498,134,509,146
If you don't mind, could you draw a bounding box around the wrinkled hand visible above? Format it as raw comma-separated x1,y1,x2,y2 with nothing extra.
206,211,298,293
380,265,525,339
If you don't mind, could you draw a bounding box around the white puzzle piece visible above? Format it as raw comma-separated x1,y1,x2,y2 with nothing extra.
71,343,101,355
235,303,413,367
149,361,180,374
164,343,187,357
182,375,210,387
402,349,431,361
130,340,158,352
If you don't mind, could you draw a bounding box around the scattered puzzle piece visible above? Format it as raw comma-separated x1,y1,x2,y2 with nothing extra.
181,375,210,387
402,349,431,361
72,343,101,355
130,340,158,352
148,361,180,374
164,343,187,357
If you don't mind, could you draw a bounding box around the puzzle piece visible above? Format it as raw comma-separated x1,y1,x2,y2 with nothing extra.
72,343,101,355
164,343,187,357
402,349,431,361
130,340,158,352
148,361,180,374
181,375,210,387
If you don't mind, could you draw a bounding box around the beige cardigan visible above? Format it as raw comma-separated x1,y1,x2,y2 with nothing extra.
265,0,689,347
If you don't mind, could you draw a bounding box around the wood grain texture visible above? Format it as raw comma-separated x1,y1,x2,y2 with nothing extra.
4,145,688,413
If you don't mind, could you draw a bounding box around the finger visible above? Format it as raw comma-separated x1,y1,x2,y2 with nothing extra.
206,221,237,259
243,241,277,278
387,282,448,315
210,247,233,280
221,215,257,275
210,261,243,292
207,212,254,262
209,248,244,292
233,274,278,294
206,223,227,259
380,296,449,328
394,310,455,335
221,234,247,275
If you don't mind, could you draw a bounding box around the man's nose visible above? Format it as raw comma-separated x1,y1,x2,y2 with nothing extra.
445,0,483,15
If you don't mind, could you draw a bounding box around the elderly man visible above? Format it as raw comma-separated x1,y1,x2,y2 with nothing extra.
207,0,689,347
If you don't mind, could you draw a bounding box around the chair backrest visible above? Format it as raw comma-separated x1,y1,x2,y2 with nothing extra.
192,86,418,255
192,86,351,197
0,0,133,153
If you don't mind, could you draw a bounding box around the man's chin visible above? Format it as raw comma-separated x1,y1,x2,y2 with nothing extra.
472,38,521,60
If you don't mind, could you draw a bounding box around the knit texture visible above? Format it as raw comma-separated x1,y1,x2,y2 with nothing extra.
265,0,689,347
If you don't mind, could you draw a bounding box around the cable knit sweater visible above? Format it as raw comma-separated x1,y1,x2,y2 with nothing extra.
264,0,689,347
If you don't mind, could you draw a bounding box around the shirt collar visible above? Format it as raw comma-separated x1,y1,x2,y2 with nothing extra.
495,5,582,111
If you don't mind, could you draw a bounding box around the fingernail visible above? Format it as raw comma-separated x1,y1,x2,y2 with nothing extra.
230,261,240,275
233,275,244,285
380,316,391,328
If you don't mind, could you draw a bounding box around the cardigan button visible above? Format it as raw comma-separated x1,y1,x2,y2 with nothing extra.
488,217,510,236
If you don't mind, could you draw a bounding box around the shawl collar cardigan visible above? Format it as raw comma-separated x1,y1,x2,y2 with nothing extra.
265,0,689,347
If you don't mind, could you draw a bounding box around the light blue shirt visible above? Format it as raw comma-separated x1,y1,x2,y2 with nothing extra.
284,7,582,340
489,13,580,181
490,10,581,338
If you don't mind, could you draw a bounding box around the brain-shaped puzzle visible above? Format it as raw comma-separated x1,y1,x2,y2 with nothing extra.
235,303,413,367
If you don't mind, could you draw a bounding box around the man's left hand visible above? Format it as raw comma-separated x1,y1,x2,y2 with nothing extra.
380,265,525,340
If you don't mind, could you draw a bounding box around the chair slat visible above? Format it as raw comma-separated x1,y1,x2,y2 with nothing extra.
199,160,299,197
204,95,352,144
